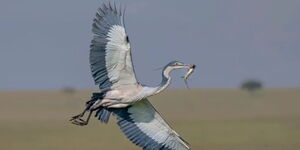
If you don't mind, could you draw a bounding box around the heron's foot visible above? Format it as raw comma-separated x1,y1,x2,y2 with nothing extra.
70,113,84,121
71,118,89,126
70,113,88,126
70,110,93,126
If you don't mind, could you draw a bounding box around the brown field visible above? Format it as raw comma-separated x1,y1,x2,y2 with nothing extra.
0,89,300,150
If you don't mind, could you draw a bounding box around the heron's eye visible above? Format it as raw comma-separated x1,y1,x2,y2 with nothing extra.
175,62,181,66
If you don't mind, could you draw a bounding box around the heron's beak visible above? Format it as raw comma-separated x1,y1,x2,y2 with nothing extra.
182,64,196,69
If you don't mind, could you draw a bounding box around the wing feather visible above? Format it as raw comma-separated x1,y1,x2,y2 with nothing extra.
112,99,191,150
90,3,137,90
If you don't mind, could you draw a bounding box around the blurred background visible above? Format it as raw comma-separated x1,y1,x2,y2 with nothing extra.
0,0,299,150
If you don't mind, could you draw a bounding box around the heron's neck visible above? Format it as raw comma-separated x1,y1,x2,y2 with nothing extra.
141,67,172,98
153,68,172,95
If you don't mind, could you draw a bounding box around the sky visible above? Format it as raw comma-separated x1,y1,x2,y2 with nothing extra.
0,0,299,90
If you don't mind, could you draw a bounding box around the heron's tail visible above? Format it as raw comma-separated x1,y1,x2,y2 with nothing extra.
95,107,111,123
86,92,112,124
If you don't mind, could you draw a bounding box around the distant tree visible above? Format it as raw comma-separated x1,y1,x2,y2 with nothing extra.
61,86,76,94
240,79,263,93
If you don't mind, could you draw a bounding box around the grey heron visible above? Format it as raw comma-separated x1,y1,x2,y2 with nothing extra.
70,3,195,150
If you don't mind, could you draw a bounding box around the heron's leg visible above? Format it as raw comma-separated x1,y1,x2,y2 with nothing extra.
99,99,120,107
107,103,129,108
99,99,130,108
70,92,103,125
69,108,88,121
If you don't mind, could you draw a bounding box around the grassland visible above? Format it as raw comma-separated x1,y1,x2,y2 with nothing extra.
0,89,299,150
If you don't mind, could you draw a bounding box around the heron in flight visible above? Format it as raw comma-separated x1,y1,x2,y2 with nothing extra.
70,3,195,150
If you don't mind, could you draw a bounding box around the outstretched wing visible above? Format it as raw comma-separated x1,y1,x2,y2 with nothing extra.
90,3,137,90
112,99,191,150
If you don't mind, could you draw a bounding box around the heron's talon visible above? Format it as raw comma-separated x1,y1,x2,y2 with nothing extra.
70,113,88,126
70,114,83,121
78,118,86,122
71,118,88,126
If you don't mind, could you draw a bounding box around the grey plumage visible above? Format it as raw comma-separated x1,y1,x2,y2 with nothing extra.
95,107,111,123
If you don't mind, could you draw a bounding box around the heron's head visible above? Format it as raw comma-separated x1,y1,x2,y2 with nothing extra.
163,61,195,76
165,61,194,69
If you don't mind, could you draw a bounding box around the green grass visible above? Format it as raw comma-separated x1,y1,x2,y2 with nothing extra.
0,89,299,150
